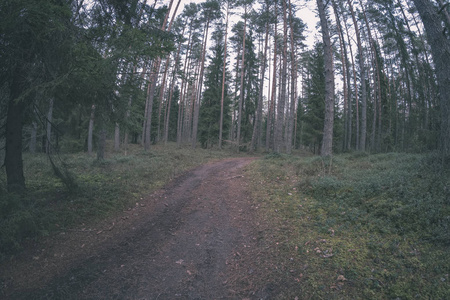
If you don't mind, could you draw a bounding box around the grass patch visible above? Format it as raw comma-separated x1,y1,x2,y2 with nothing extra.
247,151,450,299
0,142,242,258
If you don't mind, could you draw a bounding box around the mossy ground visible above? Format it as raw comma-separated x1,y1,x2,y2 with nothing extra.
246,151,449,299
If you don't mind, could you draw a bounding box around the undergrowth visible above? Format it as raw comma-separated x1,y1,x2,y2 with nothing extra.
0,142,239,259
247,151,449,299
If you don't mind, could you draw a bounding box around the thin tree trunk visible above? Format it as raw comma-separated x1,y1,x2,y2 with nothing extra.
177,21,193,146
332,0,350,151
286,0,297,154
144,0,174,151
344,5,359,150
45,98,54,154
114,123,120,151
275,0,287,153
347,0,366,151
192,19,211,149
30,119,37,154
250,15,269,152
157,58,170,143
219,2,230,149
88,104,95,155
236,6,248,152
266,22,277,152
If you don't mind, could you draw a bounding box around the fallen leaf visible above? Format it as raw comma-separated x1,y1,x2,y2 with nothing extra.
337,275,347,281
176,259,184,265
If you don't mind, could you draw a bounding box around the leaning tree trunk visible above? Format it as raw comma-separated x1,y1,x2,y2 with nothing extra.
413,0,450,155
317,0,335,156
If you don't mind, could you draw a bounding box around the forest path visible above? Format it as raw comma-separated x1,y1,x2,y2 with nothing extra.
2,157,277,299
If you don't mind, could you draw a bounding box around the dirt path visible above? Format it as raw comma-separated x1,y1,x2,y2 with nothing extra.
2,157,277,299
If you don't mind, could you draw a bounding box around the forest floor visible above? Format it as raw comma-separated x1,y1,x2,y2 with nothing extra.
1,157,281,299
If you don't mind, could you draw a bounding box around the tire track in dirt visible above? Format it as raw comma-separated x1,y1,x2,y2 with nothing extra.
6,157,271,299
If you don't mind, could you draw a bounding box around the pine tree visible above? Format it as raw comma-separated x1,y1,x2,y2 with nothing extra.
301,44,326,154
199,26,231,148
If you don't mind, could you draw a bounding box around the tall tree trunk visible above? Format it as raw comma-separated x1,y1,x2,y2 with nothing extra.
144,0,174,151
164,67,176,144
362,6,383,152
219,2,230,149
332,0,349,151
347,0,366,151
286,0,297,154
343,4,358,150
177,21,193,146
317,0,335,156
157,57,170,143
266,21,278,152
192,14,212,148
250,11,269,152
413,0,450,155
274,0,287,153
236,6,248,152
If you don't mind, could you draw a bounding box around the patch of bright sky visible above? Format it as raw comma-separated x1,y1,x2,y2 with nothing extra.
156,0,321,48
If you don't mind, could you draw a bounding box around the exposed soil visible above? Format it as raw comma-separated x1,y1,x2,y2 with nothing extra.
1,157,281,299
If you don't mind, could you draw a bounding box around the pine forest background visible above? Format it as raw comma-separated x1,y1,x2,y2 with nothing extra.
1,0,450,193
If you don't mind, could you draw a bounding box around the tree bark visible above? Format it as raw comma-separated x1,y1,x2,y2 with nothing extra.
317,0,335,156
114,123,120,151
192,17,211,149
250,8,269,152
274,0,288,153
413,0,450,155
286,0,297,154
87,104,95,155
266,21,278,152
236,7,248,153
45,98,54,154
144,0,174,151
219,1,230,149
331,0,349,151
347,0,366,151
30,119,37,154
